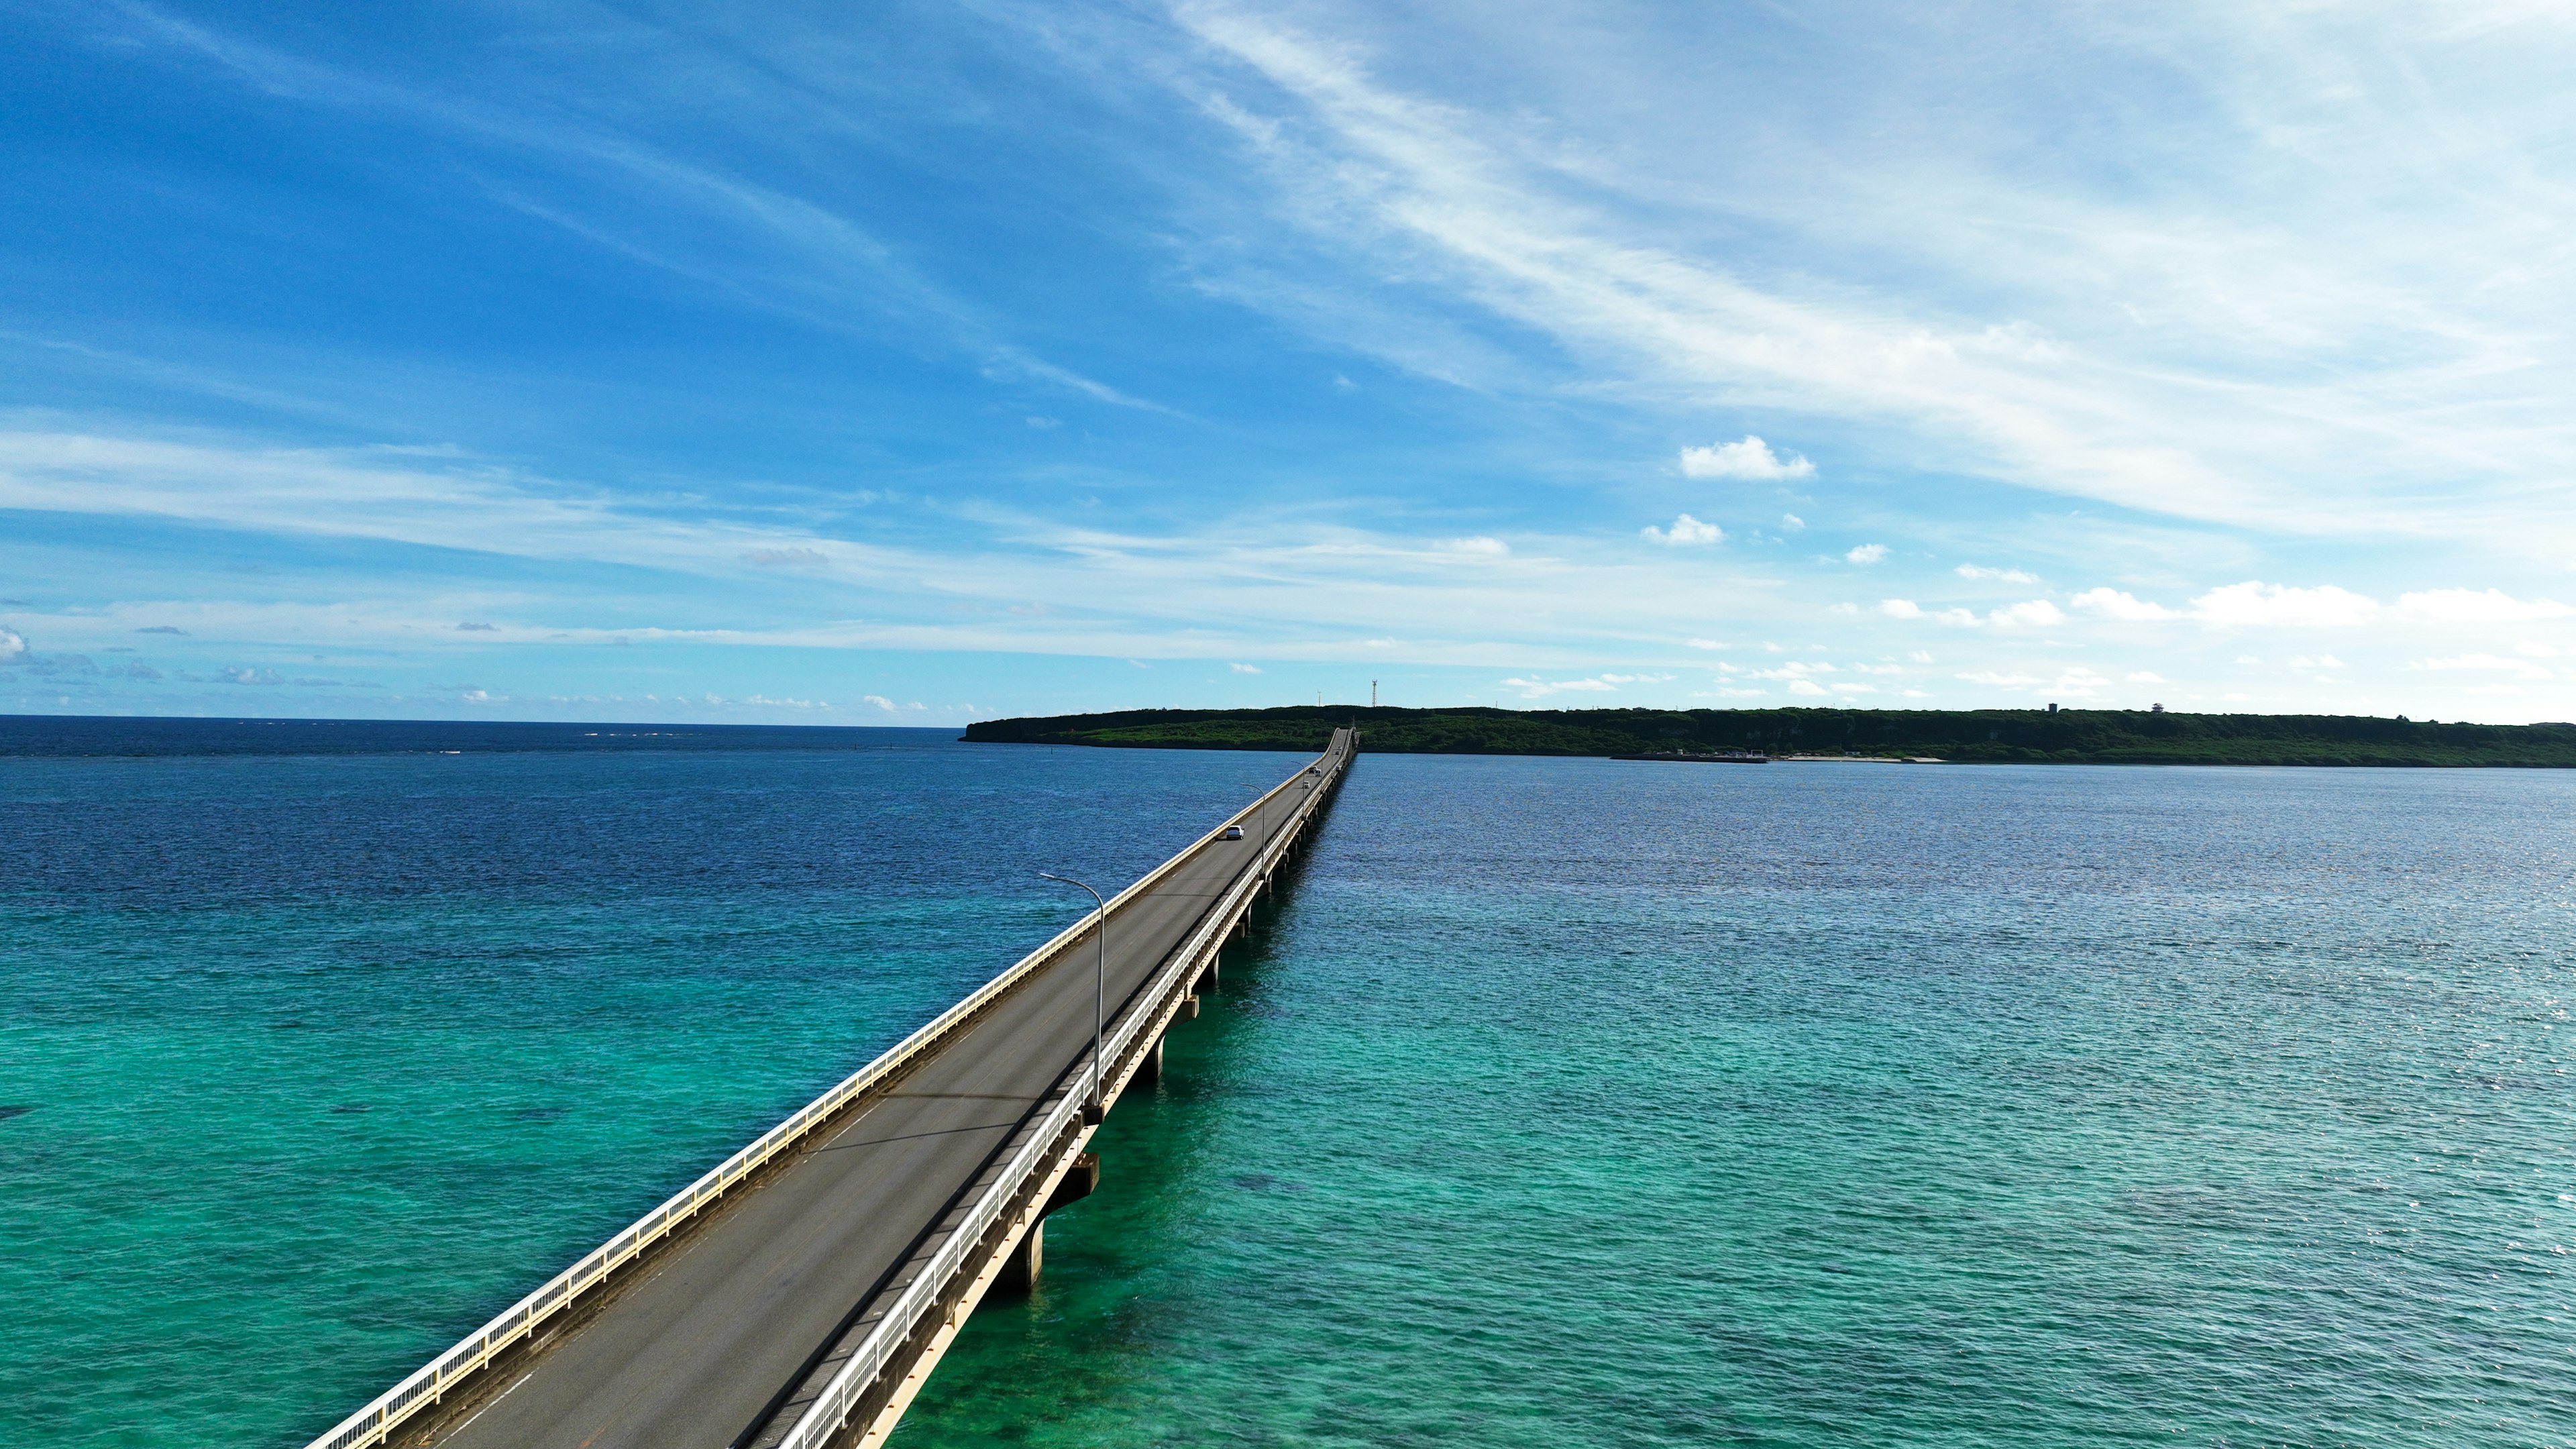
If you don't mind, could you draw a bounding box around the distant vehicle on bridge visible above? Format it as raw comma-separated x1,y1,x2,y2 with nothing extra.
1221,824,1246,839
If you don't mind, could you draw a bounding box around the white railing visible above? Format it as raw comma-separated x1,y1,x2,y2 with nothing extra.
299,731,1352,1449
767,730,1352,1449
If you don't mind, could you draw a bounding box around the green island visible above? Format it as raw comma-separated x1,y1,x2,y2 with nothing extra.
963,705,2576,767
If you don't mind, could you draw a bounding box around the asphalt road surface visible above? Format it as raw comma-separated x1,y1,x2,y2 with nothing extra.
431,747,1338,1449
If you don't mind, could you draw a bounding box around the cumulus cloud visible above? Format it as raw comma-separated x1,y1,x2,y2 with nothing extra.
0,627,24,663
1230,662,1263,674
1787,678,1829,696
2069,588,2180,621
2394,588,2573,623
1955,564,2040,584
1678,435,1813,480
1640,513,1724,545
1780,513,1805,531
1989,599,2065,628
2190,581,2379,627
1877,598,1923,618
1438,535,1509,556
1845,543,1888,565
1751,661,1837,682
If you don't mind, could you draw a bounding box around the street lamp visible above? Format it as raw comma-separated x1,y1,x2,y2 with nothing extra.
1038,872,1108,1124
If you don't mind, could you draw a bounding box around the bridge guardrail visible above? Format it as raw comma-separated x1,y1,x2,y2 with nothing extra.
769,729,1352,1449
299,731,1352,1449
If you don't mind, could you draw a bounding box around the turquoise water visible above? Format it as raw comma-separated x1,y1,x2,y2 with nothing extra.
7,740,2573,1446
1,733,1299,1447
901,757,2574,1448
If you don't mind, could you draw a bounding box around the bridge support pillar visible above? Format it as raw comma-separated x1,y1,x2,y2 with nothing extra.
1043,1152,1099,1216
1134,1033,1163,1085
997,1220,1043,1293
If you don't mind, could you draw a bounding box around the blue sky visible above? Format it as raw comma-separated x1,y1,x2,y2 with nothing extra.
7,0,2576,724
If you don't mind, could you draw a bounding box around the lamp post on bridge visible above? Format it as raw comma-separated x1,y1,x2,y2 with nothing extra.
1037,872,1108,1125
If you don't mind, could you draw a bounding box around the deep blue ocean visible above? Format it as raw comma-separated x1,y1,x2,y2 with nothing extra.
3,722,2569,1446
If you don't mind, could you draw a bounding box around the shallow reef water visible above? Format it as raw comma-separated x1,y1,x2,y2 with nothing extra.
5,737,2569,1446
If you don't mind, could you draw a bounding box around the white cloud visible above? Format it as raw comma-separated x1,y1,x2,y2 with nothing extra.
0,627,24,663
1787,678,1829,696
2394,588,2574,623
1598,672,1674,684
1640,513,1724,545
1933,608,1980,627
1751,661,1837,680
1989,599,2065,628
1845,543,1888,565
1909,651,1933,663
1502,675,1619,697
1780,513,1805,531
2049,667,2110,697
2190,581,2379,627
1230,661,1263,673
1958,670,2041,687
1678,436,1814,480
1437,535,1510,555
1876,598,1923,618
1955,564,2040,584
2069,587,2180,621
1685,637,1727,650
1829,682,1878,695
1175,7,2576,546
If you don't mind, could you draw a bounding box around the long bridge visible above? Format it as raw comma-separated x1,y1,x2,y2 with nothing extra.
303,729,1358,1449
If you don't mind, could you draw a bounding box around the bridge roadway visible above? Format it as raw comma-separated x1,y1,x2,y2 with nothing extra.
369,731,1355,1449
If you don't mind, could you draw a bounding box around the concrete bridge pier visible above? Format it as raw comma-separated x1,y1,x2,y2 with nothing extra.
997,1151,1100,1295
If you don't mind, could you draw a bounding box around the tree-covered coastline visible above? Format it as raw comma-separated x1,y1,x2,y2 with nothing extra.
962,706,2576,767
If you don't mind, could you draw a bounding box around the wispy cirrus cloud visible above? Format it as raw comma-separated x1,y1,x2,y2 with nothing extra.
1172,1,2576,546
